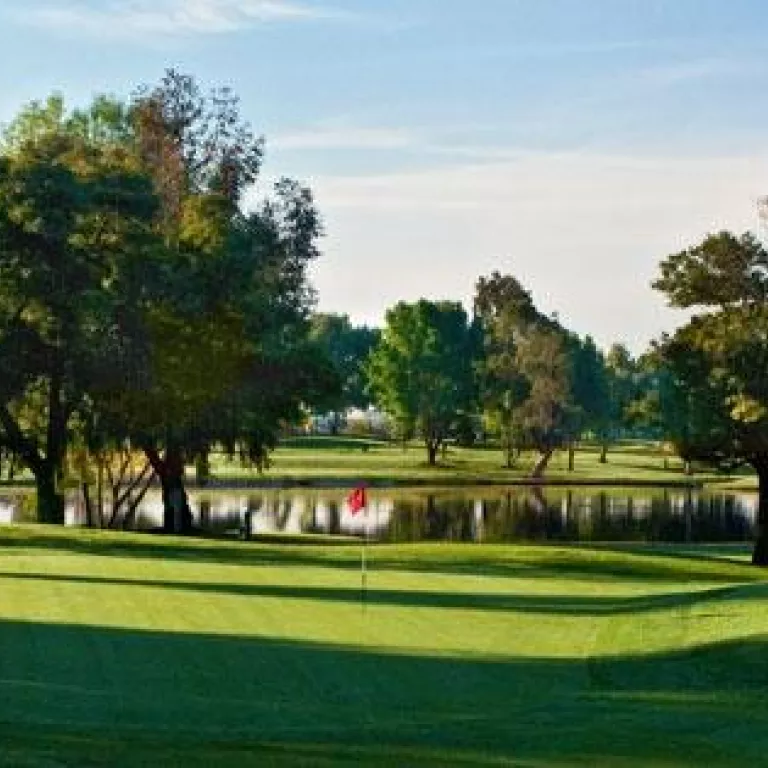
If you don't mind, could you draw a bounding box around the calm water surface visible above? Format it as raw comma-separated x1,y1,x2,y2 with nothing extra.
0,486,758,544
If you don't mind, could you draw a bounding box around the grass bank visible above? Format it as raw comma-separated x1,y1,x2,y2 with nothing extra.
1,525,767,765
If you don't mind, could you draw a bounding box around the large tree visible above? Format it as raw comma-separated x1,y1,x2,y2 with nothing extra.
0,76,337,532
366,300,476,465
653,230,768,564
98,72,337,532
0,100,160,523
126,182,333,532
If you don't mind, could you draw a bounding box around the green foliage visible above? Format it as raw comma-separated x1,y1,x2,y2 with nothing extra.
0,75,337,530
566,334,610,442
515,326,573,454
474,271,580,472
653,231,768,308
132,69,264,207
367,300,476,464
309,313,380,410
474,272,535,466
653,230,768,563
0,114,160,522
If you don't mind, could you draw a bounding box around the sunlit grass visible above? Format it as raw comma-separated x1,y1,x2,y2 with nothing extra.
209,438,756,489
1,525,768,765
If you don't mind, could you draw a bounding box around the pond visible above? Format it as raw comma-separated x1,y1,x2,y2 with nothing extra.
0,485,758,544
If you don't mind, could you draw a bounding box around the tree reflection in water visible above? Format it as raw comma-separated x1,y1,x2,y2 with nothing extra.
0,487,758,544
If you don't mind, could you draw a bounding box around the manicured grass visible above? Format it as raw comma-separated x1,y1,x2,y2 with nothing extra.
1,525,768,765
209,438,755,489
1,439,757,491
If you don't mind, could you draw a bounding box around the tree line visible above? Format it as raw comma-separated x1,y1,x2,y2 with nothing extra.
313,280,660,472
312,242,768,563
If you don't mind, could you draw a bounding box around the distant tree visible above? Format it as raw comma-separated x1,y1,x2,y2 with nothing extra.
567,334,611,465
621,352,668,441
474,273,537,467
604,343,639,438
366,300,476,465
309,313,380,420
653,230,768,564
515,327,574,477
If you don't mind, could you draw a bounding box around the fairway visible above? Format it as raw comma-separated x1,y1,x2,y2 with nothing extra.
1,526,768,766
211,438,758,490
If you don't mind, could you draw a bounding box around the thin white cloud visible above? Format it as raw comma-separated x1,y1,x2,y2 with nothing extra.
271,126,417,151
635,57,759,88
284,149,768,352
12,0,348,38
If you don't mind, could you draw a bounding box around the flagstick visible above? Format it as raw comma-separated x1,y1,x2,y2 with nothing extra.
361,507,368,611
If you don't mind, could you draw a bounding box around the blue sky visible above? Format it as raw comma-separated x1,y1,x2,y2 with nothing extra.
1,0,767,351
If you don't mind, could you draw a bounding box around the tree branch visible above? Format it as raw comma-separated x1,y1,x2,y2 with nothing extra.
0,405,43,475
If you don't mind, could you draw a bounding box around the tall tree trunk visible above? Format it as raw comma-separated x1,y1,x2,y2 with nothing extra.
0,404,65,524
426,438,440,466
37,463,64,524
82,483,95,528
41,367,67,524
599,443,608,464
530,449,554,479
503,429,518,469
568,444,575,472
751,457,768,566
145,445,193,534
195,453,210,487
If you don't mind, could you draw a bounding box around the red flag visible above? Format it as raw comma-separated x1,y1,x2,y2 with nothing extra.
347,485,367,515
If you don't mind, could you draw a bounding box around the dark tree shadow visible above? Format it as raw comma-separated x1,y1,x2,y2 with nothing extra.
1,619,768,766
1,569,765,616
0,526,761,585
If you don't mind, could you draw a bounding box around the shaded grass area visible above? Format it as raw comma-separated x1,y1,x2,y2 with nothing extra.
0,525,759,583
2,525,768,766
4,623,768,767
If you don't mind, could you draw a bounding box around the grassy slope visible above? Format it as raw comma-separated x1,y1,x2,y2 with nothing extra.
210,438,757,490
1,526,767,766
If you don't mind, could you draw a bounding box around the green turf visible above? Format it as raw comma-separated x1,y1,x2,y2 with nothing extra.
1,439,757,492
0,525,767,765
207,439,756,490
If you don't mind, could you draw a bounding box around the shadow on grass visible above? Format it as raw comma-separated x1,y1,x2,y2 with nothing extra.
1,525,762,586
1,618,768,766
2,569,766,617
